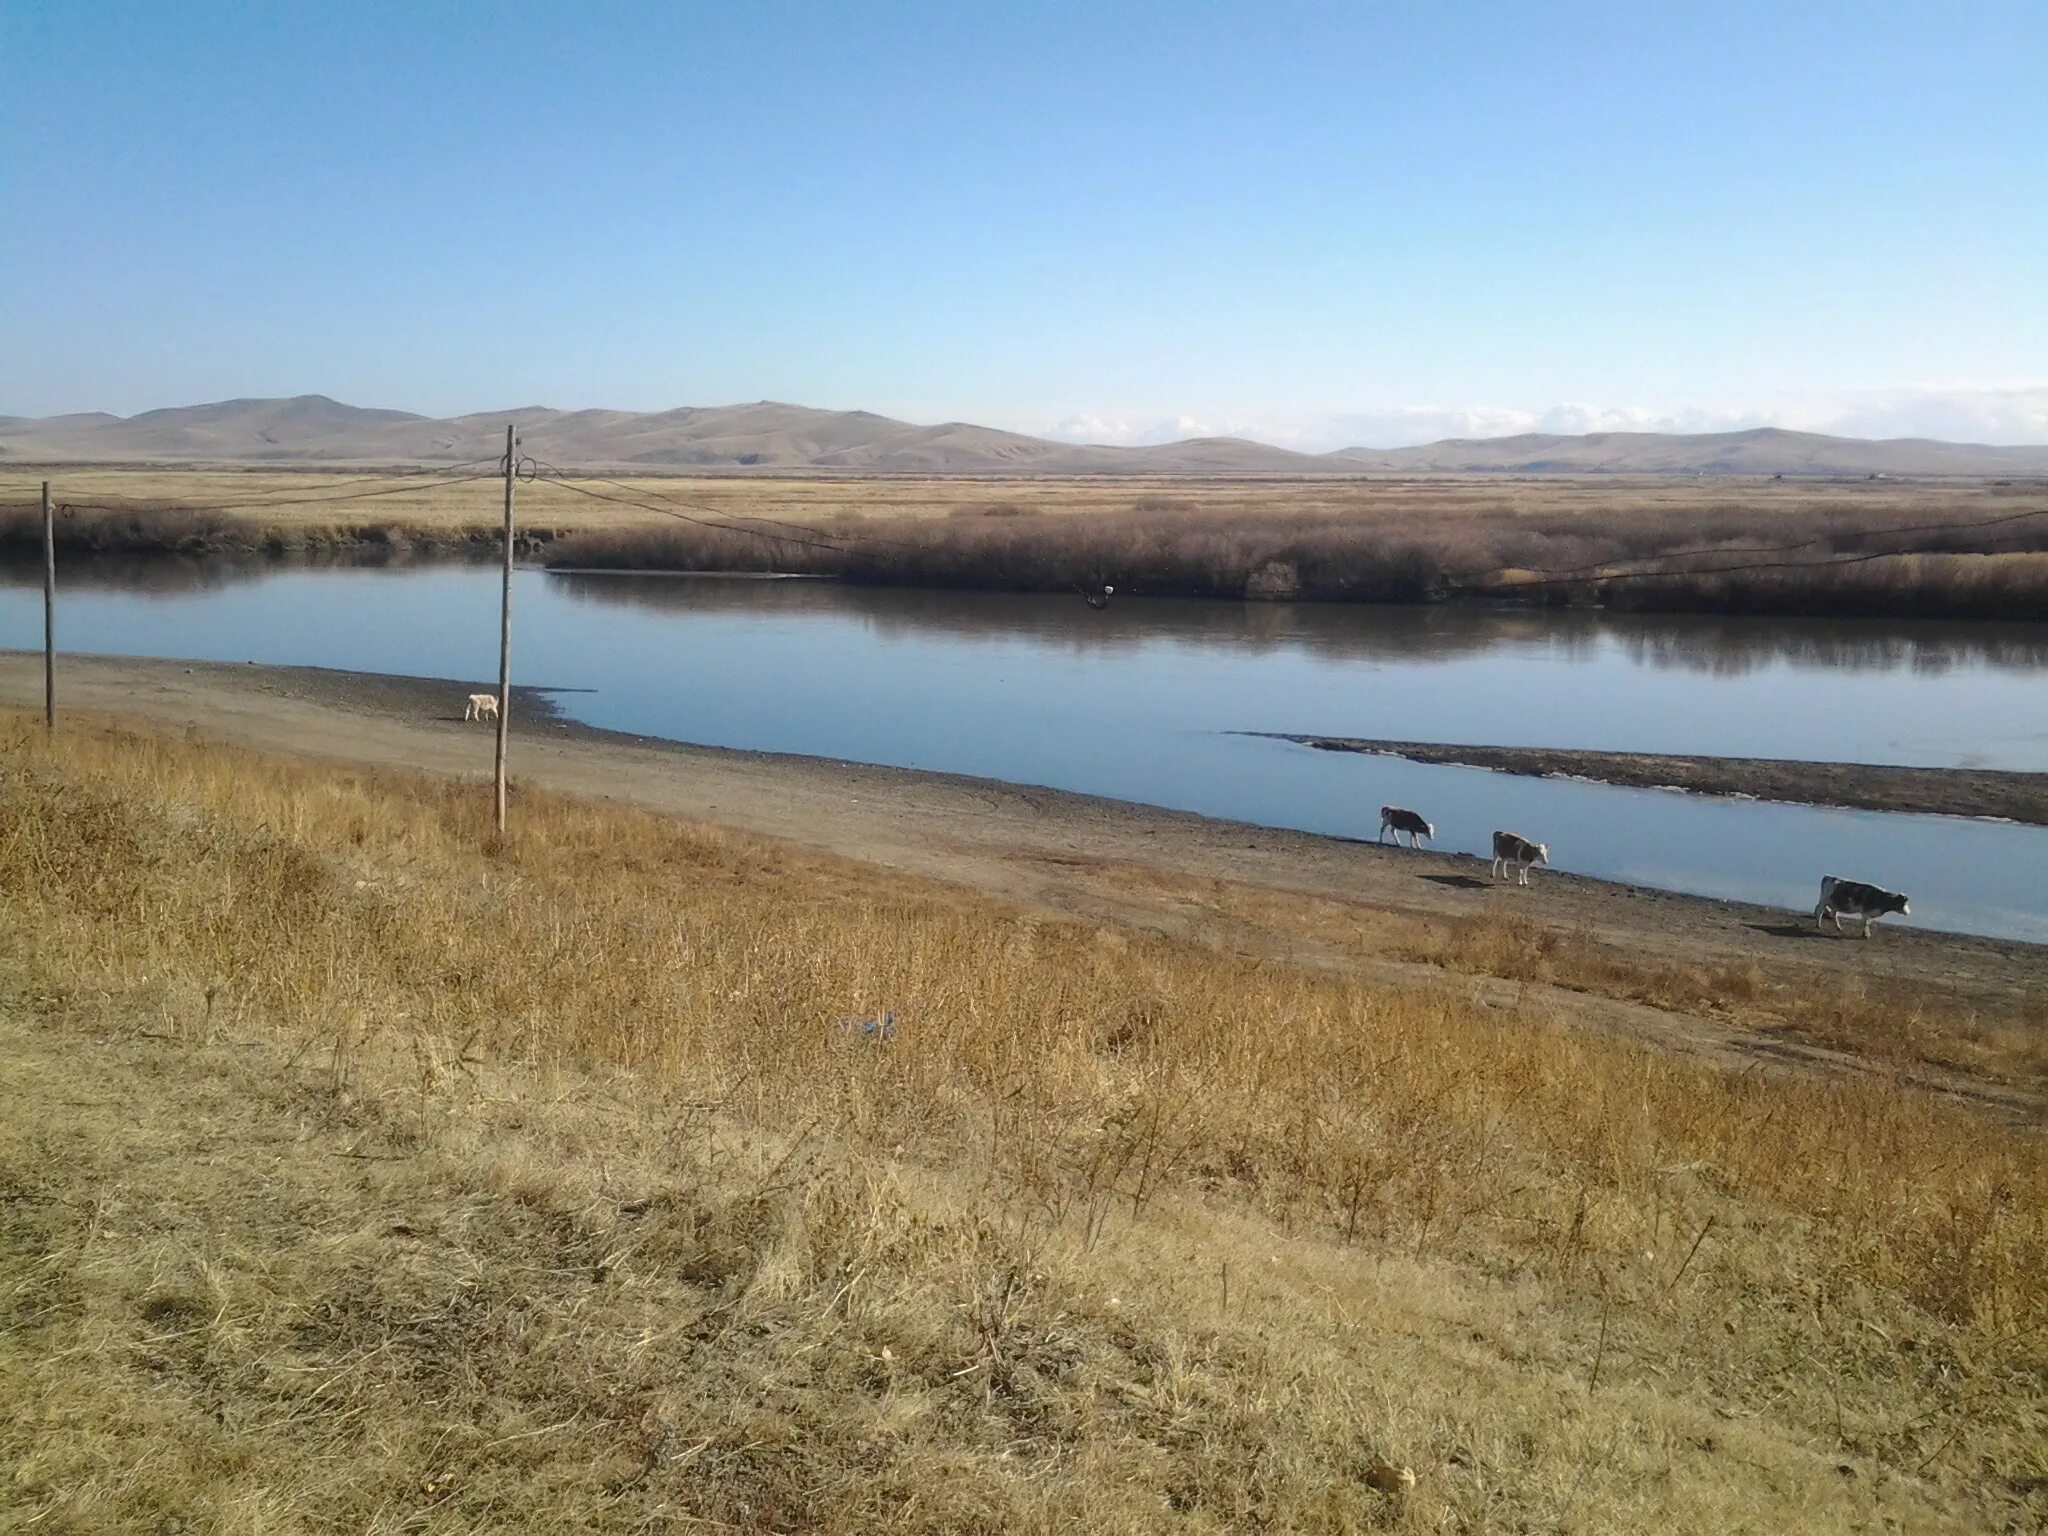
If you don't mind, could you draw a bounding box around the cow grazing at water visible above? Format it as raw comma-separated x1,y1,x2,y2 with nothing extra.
463,692,500,723
1491,830,1549,885
1378,806,1434,848
1814,876,1909,938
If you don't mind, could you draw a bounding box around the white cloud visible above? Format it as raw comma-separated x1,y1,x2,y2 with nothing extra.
1787,386,2048,444
1045,413,1318,447
1030,386,2048,452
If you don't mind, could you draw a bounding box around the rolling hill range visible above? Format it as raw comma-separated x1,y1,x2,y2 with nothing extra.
2,396,2045,477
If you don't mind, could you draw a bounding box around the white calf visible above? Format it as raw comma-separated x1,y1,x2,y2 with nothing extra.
463,692,500,723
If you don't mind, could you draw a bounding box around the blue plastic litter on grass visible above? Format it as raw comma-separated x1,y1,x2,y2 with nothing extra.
836,1012,897,1040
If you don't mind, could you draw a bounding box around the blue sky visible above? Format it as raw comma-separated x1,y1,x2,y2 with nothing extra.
4,1,2045,447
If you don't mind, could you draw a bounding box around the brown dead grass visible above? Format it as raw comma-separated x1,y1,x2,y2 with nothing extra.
1105,871,2048,1090
1,715,2044,1531
1398,910,2046,1085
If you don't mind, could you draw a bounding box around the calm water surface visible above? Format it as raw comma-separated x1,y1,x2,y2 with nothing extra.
4,563,2045,942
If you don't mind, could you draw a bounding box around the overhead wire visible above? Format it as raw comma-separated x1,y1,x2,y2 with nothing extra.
527,464,859,558
524,458,941,558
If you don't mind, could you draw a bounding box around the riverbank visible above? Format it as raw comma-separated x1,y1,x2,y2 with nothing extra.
1260,733,2048,825
5,707,2041,1531
6,468,2045,618
2,651,2042,1114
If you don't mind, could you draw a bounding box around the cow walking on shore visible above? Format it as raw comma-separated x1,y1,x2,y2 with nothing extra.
1491,830,1549,885
1814,876,1909,938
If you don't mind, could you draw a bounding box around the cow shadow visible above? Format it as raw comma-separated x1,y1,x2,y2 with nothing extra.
1421,873,1491,891
1748,921,1828,941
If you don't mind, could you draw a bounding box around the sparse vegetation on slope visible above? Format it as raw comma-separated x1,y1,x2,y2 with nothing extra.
2,716,2043,1532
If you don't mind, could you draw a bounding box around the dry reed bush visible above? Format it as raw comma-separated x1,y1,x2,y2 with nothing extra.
0,501,503,560
0,502,248,556
2,715,2045,1530
542,498,2048,618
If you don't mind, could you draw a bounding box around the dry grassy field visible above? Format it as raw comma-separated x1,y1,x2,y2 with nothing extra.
3,714,2042,1532
4,463,2041,530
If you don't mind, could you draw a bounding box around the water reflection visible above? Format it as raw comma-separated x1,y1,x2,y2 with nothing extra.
0,553,487,598
5,556,2043,673
552,571,2048,674
1610,616,2048,676
550,573,1508,662
0,557,274,597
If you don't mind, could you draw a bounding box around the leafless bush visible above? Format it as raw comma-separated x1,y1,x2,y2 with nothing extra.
541,500,2048,616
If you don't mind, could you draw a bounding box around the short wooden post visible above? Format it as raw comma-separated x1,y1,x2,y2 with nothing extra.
41,481,55,731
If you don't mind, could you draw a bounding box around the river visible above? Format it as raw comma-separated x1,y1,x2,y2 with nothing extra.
4,562,2045,941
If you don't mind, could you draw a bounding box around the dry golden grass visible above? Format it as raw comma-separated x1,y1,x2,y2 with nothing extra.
2,715,2044,1531
6,465,2040,526
1414,913,2048,1084
1155,876,2048,1088
2,465,2039,533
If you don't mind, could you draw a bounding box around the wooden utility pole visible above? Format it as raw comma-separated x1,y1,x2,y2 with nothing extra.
41,482,55,731
494,424,515,833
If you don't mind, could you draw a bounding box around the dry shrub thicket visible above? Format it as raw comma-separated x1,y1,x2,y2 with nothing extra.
4,477,2045,616
545,499,2048,618
2,715,2044,1531
0,501,503,560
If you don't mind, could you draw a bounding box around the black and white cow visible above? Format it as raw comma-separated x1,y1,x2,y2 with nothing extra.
1814,876,1910,938
1378,805,1434,848
1491,830,1549,885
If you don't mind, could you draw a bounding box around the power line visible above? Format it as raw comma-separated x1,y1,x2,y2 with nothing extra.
526,459,946,557
529,467,857,557
538,463,848,542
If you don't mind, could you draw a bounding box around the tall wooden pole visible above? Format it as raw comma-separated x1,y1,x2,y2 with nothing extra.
41,481,55,732
494,425,515,833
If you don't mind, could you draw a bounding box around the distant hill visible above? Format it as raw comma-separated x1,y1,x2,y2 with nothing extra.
1335,427,2048,478
3,395,2045,477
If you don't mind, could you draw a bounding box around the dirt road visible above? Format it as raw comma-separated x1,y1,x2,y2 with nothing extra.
5,652,2041,1113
